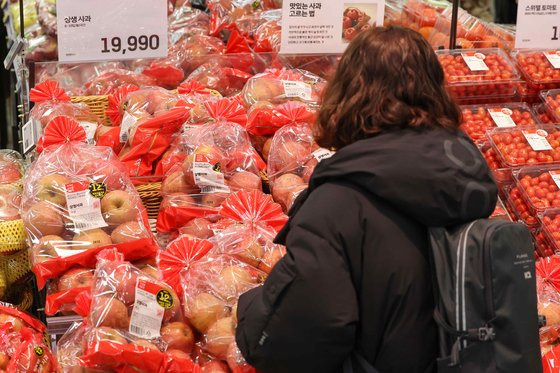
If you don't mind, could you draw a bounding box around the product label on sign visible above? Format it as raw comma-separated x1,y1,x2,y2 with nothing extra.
312,148,335,161
193,154,230,194
280,0,385,54
523,129,553,151
545,51,560,69
488,108,517,128
22,119,42,155
79,121,97,144
461,53,489,71
120,112,137,143
282,81,313,101
129,279,166,339
550,170,560,189
56,0,167,62
515,0,560,49
64,181,108,230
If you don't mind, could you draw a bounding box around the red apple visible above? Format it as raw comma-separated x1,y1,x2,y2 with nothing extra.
201,360,229,373
344,27,357,41
160,321,195,353
36,173,71,206
234,236,264,268
57,267,94,291
25,201,65,237
205,317,234,360
101,190,138,225
343,16,353,29
271,173,306,211
91,297,129,329
227,172,262,191
162,171,192,195
186,292,229,333
90,326,127,345
257,246,286,274
111,221,150,244
179,218,214,239
31,235,64,264
0,164,21,183
72,229,112,250
216,266,257,300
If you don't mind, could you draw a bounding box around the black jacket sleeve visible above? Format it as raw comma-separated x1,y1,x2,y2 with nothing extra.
236,183,361,373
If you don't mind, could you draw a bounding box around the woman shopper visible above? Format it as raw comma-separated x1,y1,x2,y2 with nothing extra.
235,26,497,373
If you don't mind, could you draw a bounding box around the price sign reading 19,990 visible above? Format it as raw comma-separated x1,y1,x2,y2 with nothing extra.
56,0,167,63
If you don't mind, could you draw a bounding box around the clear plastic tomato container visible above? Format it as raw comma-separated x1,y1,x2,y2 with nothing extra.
541,89,560,123
531,228,555,258
460,103,538,143
539,208,560,254
478,141,513,190
436,48,521,100
402,0,446,28
506,185,539,227
511,49,560,98
488,125,560,168
513,165,560,216
534,103,559,124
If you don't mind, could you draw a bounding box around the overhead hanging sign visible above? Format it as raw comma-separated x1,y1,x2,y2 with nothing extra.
56,0,168,62
280,0,385,54
515,0,560,49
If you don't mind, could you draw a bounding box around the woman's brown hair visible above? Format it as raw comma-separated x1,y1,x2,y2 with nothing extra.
315,26,461,150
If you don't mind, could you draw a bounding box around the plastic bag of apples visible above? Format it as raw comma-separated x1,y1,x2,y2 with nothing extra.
30,80,101,148
207,0,282,36
267,122,334,212
77,249,199,373
181,247,263,372
22,132,158,290
104,85,193,176
241,68,326,108
156,99,265,234
0,302,57,372
536,256,560,355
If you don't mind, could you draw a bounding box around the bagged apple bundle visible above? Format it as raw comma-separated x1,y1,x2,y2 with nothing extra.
156,99,265,234
253,16,282,53
30,80,100,146
267,122,334,211
241,68,326,108
79,249,197,373
104,85,193,176
22,130,157,289
181,251,264,365
246,100,316,137
184,62,253,98
83,68,157,96
0,325,57,373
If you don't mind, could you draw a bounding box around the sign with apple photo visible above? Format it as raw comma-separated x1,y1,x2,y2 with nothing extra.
342,3,376,43
280,0,384,54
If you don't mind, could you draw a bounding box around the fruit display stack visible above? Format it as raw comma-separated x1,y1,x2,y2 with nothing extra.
4,0,560,371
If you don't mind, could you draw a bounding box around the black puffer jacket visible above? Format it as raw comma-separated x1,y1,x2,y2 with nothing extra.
236,127,498,373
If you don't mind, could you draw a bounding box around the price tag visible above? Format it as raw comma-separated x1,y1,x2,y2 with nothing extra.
461,53,489,71
280,0,385,54
523,129,553,151
312,148,335,161
79,121,97,144
488,108,517,128
120,112,137,143
22,120,35,154
4,37,25,69
56,0,167,62
282,81,313,101
129,279,167,339
64,181,108,231
192,154,230,194
550,170,560,189
515,0,560,49
545,51,560,69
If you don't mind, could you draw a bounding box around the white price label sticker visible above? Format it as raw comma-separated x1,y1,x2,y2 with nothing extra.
523,129,553,151
22,120,35,154
282,81,313,101
64,181,108,231
56,0,167,62
54,248,87,258
79,121,97,144
312,148,335,162
129,279,168,339
120,112,137,143
550,170,560,189
461,53,489,71
488,108,517,128
192,154,230,194
545,51,560,69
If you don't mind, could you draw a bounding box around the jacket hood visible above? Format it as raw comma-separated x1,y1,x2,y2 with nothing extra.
309,128,497,227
